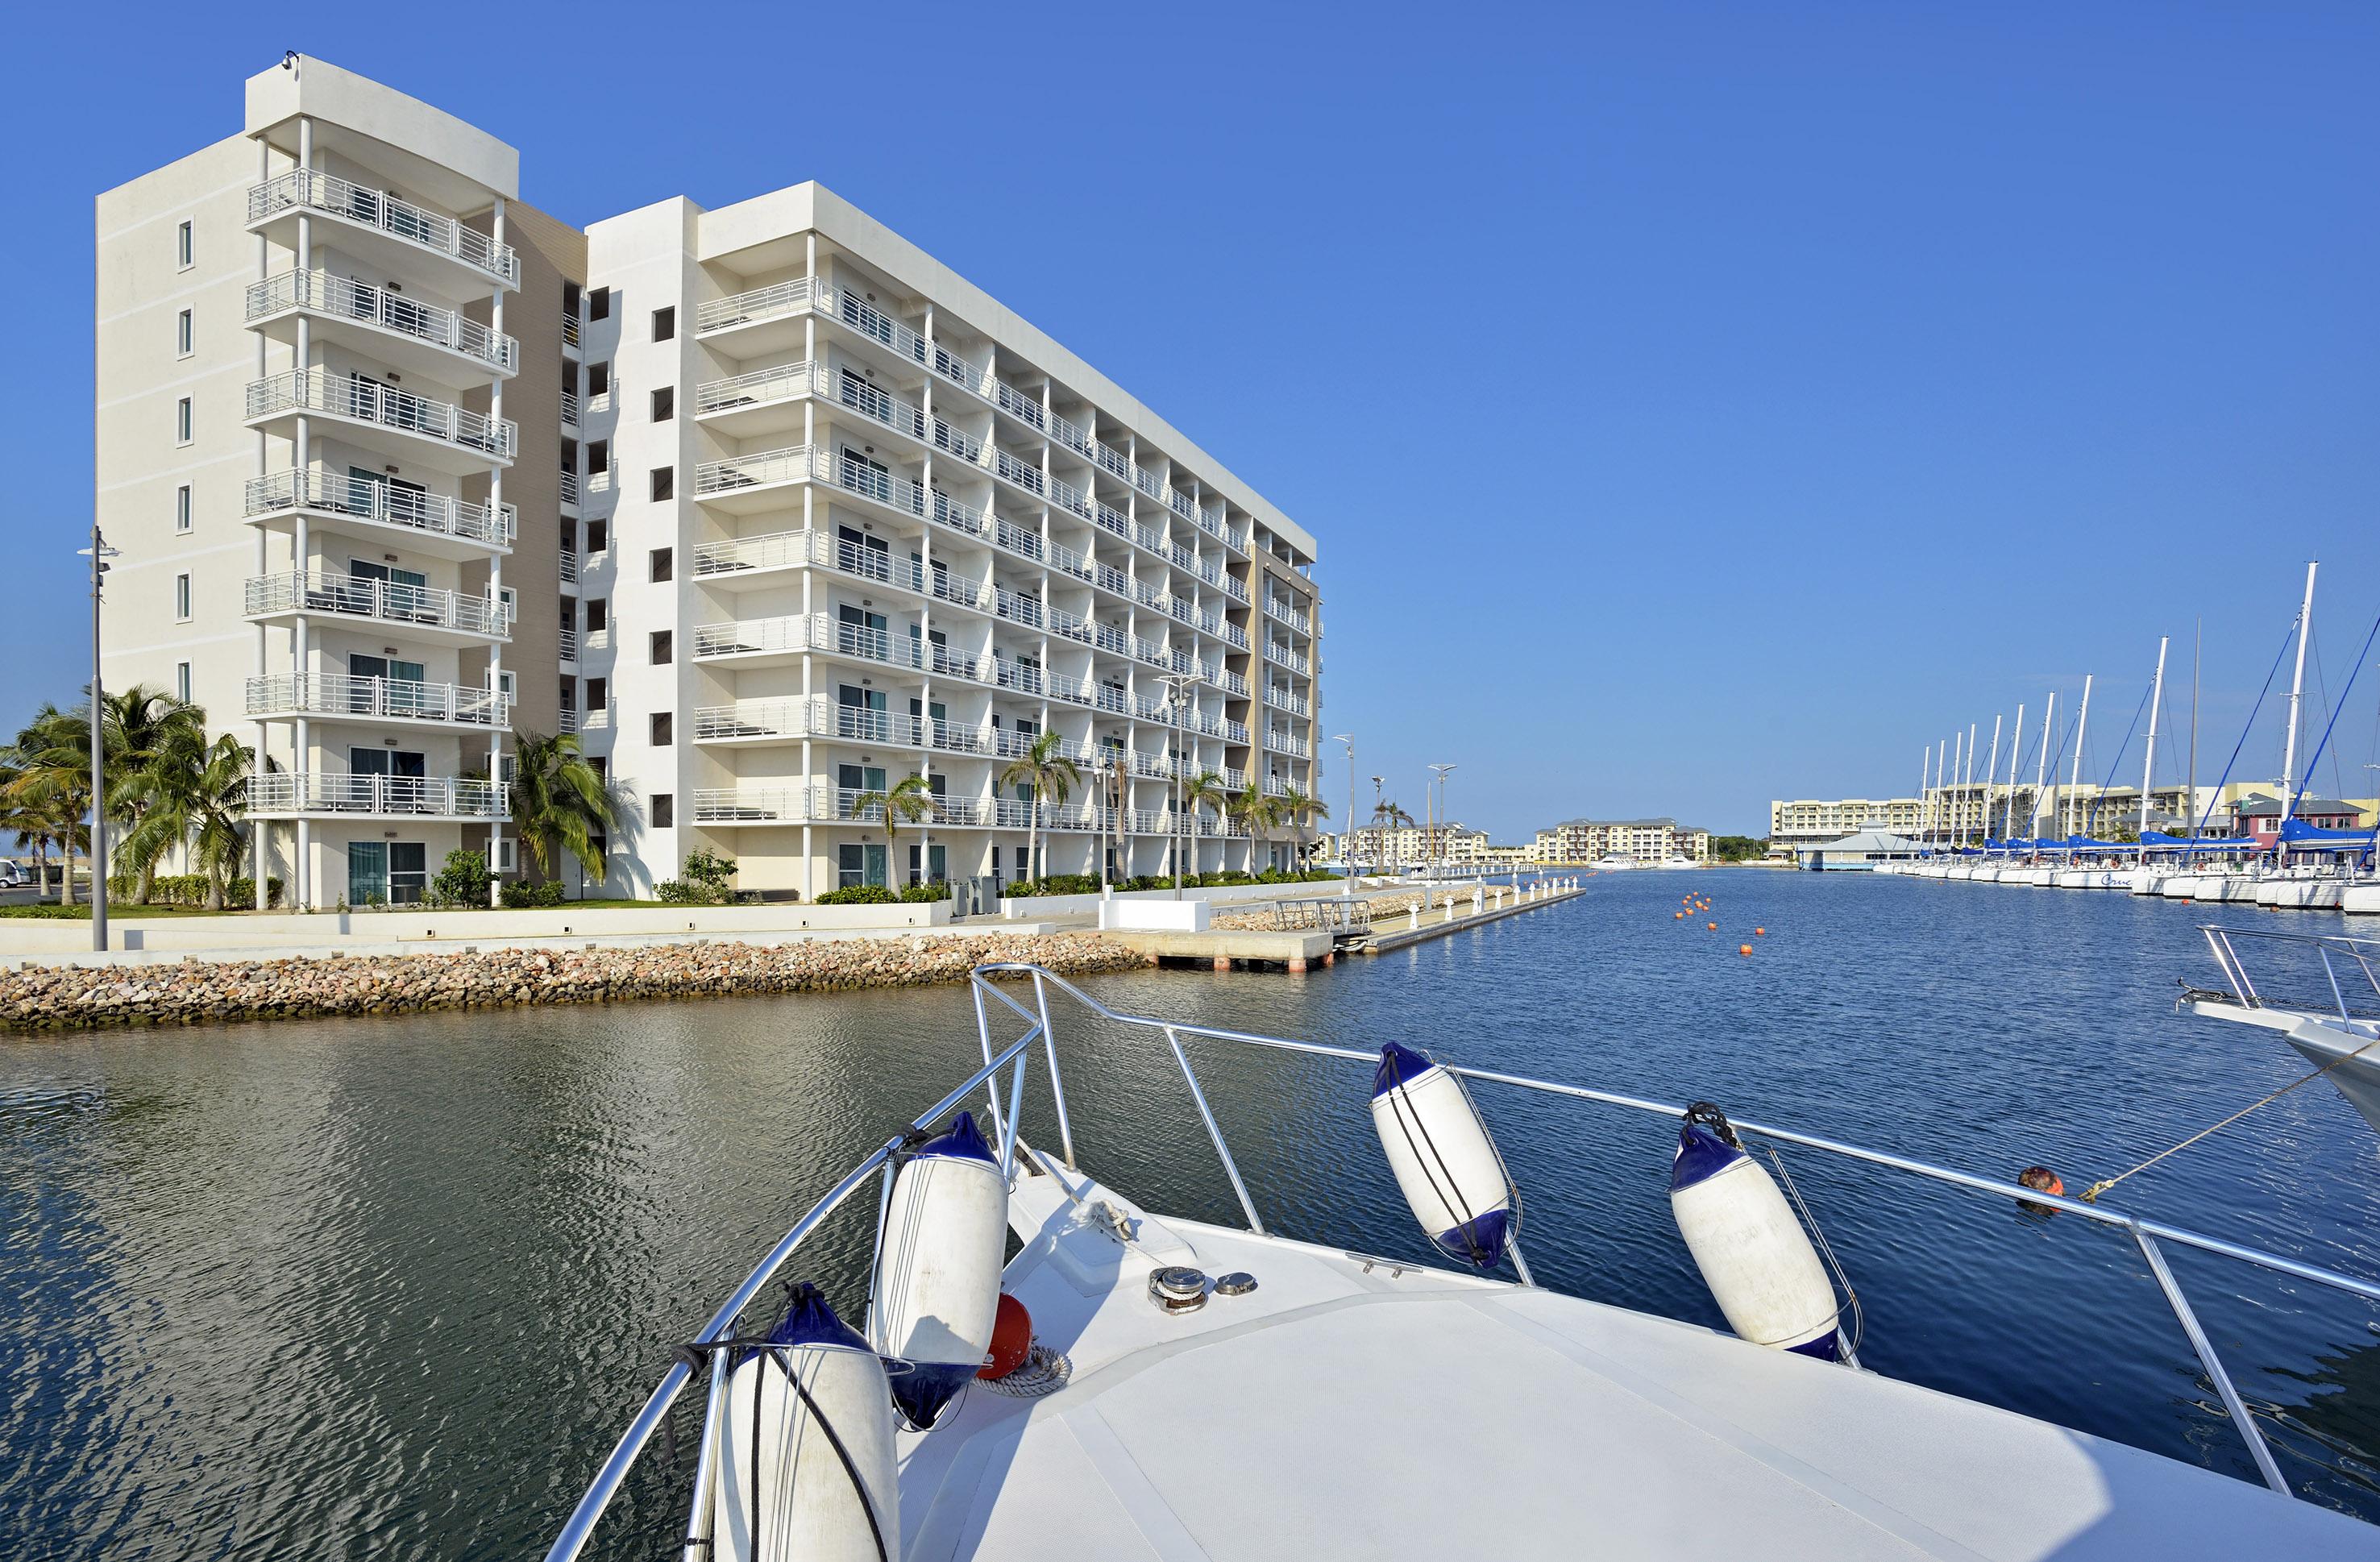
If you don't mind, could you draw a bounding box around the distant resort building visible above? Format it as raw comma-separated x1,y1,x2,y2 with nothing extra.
1321,823,1489,868
1535,817,1712,865
1770,798,1925,846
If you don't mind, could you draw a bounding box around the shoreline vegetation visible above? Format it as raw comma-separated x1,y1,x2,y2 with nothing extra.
0,932,1151,1033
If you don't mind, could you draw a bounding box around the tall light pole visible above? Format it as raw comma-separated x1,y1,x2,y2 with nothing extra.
1371,775,1384,872
78,527,120,953
1157,671,1199,897
1429,762,1456,876
1332,733,1355,893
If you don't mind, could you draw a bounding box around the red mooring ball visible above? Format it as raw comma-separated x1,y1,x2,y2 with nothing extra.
978,1293,1032,1380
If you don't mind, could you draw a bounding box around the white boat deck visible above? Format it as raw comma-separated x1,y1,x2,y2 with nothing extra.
892,1149,2374,1560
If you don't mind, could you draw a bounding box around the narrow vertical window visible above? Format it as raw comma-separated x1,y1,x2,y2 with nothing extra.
176,309,193,357
650,630,672,665
652,306,675,342
175,397,193,444
176,662,192,703
649,467,674,501
650,386,673,422
652,794,675,829
176,220,193,269
175,573,192,620
650,547,673,583
174,484,192,534
588,286,611,321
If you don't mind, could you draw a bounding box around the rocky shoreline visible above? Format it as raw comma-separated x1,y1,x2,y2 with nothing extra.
0,933,1153,1032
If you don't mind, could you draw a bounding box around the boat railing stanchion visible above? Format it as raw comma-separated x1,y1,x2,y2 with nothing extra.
1030,967,1078,1169
970,976,1012,1152
1164,1024,1267,1235
680,1348,730,1562
1504,1234,1539,1289
2320,943,2350,1026
2131,1222,2291,1498
999,1045,1030,1182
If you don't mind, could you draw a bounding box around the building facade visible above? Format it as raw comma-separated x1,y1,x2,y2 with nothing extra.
1769,797,1925,846
98,57,1322,906
1535,818,1711,864
1322,824,1486,868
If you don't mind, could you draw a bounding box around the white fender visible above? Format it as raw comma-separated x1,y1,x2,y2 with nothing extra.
869,1111,1008,1427
1669,1111,1842,1361
1369,1042,1516,1268
704,1286,899,1562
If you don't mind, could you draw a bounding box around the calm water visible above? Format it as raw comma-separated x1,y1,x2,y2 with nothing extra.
7,870,2380,1557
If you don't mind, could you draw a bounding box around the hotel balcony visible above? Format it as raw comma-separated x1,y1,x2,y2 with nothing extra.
1264,687,1310,719
691,612,916,671
243,571,511,645
248,771,508,821
687,783,1237,836
246,169,518,292
245,671,511,729
559,626,579,664
246,269,519,380
559,548,579,587
243,371,515,474
560,388,579,430
693,278,1256,552
1263,596,1314,636
243,470,514,559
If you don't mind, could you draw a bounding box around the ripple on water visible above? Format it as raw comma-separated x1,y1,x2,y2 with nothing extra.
4,872,2380,1556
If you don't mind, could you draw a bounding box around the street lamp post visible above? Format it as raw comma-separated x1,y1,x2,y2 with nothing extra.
1428,762,1456,878
78,526,121,953
1157,672,1199,898
1332,733,1354,894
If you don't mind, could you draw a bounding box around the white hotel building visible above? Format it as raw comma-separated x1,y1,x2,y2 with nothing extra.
96,57,1323,906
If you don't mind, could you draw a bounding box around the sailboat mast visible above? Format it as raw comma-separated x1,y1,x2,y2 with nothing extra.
2280,559,2319,822
2002,704,2024,841
2029,693,2057,861
1920,745,1933,850
2187,621,2201,841
2139,636,2169,847
2066,675,2094,841
1983,714,2003,845
1961,722,1977,850
1950,730,1965,851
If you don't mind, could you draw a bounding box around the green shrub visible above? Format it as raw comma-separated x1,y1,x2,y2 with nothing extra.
817,883,896,904
430,850,492,908
501,880,565,908
899,881,945,903
653,879,703,904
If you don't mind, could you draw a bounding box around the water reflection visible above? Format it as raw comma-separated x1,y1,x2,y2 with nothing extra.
5,871,2380,1556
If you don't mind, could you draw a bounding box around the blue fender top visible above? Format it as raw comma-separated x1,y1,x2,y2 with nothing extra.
1671,1122,1745,1192
916,1109,998,1165
1373,1041,1439,1099
766,1281,873,1353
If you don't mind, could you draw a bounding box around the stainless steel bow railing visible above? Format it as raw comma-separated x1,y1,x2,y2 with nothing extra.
2199,924,2380,1032
547,963,2380,1556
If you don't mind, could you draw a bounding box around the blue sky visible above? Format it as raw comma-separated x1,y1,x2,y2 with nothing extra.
5,1,2375,837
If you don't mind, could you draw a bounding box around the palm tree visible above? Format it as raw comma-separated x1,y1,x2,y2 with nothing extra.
1178,769,1227,882
506,729,630,897
853,773,938,887
999,729,1078,886
0,745,49,899
1372,800,1416,870
1273,785,1328,872
1227,787,1284,873
101,687,209,903
7,703,97,904
118,732,253,908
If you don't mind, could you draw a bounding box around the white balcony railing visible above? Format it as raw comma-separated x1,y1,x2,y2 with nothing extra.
1265,687,1311,718
559,470,580,506
559,626,579,663
691,279,1265,553
245,371,516,460
247,671,510,727
559,549,579,585
248,170,517,285
249,771,508,819
561,389,580,426
557,707,579,734
695,277,820,336
562,314,581,350
1264,596,1313,634
243,470,515,549
246,270,518,374
243,572,511,638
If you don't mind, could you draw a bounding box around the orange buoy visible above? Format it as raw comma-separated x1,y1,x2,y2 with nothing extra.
1754,927,1766,936
1706,921,1718,930
978,1293,1032,1379
2016,1166,2065,1199
1738,944,1753,955
1675,911,1685,920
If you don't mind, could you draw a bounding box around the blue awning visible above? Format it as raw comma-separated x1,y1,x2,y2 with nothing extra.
2278,818,2378,846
